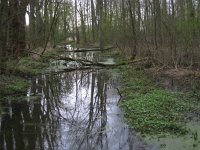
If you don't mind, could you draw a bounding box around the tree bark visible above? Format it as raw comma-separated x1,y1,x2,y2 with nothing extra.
128,0,137,59
75,0,80,44
91,0,96,41
8,0,28,58
0,0,8,73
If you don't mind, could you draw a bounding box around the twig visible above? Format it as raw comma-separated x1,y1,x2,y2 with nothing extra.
116,87,123,105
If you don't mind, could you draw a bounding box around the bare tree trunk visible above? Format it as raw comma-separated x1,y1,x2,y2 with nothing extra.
35,0,44,46
169,0,178,67
162,0,167,15
121,0,126,33
18,0,29,56
8,0,19,58
80,2,87,44
0,0,8,73
29,0,36,48
75,0,80,44
97,0,104,49
41,2,60,55
153,0,161,51
136,0,141,31
128,0,137,59
91,0,96,42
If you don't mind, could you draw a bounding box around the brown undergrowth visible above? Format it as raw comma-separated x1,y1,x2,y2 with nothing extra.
146,66,200,91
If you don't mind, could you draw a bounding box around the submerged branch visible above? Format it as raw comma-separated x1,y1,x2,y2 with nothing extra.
116,88,123,105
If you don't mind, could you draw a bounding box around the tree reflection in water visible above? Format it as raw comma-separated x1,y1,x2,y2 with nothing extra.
0,69,155,150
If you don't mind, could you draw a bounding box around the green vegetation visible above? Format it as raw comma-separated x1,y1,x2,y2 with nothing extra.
0,75,29,97
2,0,200,74
0,48,60,98
6,57,48,76
119,66,199,135
6,48,60,76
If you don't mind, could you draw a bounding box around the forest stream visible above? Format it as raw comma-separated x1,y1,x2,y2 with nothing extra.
2,0,200,149
1,45,200,150
0,46,158,150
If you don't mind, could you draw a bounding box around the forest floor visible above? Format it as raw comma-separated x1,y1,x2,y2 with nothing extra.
147,67,200,91
0,47,59,98
0,75,29,97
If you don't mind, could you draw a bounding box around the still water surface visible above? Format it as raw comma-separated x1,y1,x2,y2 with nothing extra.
2,49,200,150
0,63,157,149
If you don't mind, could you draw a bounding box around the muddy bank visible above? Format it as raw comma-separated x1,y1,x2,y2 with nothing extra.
146,66,200,122
146,67,200,91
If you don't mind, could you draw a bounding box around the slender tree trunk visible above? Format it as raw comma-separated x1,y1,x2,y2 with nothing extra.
29,0,36,48
121,0,126,34
8,0,19,58
97,0,104,49
136,0,141,31
0,0,8,73
198,1,200,17
153,0,161,51
144,0,149,34
75,0,80,44
80,2,87,43
170,0,178,67
41,2,60,55
162,0,167,15
18,0,28,56
44,0,49,44
91,0,96,41
36,0,44,46
128,0,137,59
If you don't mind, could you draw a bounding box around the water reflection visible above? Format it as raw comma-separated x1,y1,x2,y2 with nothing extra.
0,69,156,150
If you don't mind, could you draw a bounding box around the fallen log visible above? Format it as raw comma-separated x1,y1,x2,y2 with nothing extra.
29,50,148,68
53,41,75,47
57,56,148,68
64,46,115,52
48,58,149,74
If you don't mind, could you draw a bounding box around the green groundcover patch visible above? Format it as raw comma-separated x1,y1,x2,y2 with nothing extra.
119,66,198,135
0,75,29,97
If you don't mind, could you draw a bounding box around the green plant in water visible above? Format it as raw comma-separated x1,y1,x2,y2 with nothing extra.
119,66,190,135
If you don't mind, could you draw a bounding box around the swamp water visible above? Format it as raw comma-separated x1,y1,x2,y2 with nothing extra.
0,50,157,150
1,48,200,150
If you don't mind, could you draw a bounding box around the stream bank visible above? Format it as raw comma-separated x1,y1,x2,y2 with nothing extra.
1,44,200,149
0,46,159,150
118,65,200,150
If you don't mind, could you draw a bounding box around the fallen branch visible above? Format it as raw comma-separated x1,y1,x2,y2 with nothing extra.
64,46,115,52
58,56,148,67
54,41,75,46
116,88,123,105
28,50,149,68
28,49,149,69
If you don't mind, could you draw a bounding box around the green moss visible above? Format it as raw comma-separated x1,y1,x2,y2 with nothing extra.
0,75,29,97
6,55,50,76
17,57,48,75
0,48,63,99
119,66,192,135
